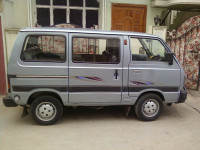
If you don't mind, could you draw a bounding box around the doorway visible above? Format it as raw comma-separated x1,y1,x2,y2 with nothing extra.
112,4,147,32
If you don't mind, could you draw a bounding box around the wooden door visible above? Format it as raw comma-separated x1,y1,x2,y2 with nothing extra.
112,4,147,32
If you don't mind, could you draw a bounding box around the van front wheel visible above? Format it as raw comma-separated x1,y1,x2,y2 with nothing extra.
31,96,63,125
134,94,163,121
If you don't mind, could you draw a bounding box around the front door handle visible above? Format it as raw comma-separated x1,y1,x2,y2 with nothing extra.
133,70,141,73
114,69,119,80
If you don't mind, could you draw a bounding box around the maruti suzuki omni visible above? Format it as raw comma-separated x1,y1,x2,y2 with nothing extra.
3,28,187,125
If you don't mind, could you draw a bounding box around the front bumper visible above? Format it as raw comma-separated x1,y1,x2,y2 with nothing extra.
177,87,187,103
3,96,17,107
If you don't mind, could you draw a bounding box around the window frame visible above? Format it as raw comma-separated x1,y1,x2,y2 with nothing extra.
20,34,67,63
129,36,169,62
71,36,121,64
35,0,99,28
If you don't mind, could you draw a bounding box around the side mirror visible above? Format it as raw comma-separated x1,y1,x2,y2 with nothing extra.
164,52,173,65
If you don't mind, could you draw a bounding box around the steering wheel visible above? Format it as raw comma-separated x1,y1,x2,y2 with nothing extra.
151,54,161,61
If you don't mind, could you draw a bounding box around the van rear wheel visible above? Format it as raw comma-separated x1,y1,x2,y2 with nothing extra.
134,94,163,121
31,96,63,125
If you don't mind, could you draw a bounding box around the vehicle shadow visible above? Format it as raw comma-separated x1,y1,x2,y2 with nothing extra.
59,106,135,123
18,103,189,125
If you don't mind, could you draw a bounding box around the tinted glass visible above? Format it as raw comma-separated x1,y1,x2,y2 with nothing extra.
72,37,120,63
86,10,98,28
70,9,82,27
53,0,67,5
86,0,99,7
69,0,83,6
54,9,66,25
21,35,66,62
36,0,50,5
37,8,50,26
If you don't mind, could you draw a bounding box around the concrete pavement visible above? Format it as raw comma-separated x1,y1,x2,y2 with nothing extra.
0,92,200,150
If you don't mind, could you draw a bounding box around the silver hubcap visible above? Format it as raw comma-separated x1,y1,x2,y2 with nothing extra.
36,102,57,121
142,99,159,117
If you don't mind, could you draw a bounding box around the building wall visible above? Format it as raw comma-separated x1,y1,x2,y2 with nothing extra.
1,0,166,61
3,0,28,29
1,0,165,61
2,0,29,64
0,0,3,12
2,0,165,32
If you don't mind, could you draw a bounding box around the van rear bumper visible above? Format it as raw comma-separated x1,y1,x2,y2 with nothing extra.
177,87,187,103
3,96,17,107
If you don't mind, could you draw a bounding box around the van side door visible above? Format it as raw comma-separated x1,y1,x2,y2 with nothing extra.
128,36,180,103
68,33,123,103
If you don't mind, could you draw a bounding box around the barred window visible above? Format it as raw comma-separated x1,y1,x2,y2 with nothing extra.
36,0,99,28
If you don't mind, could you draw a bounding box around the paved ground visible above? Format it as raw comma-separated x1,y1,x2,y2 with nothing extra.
0,92,200,150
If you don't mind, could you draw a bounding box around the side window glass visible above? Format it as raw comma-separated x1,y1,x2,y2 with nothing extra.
143,39,165,57
72,37,120,63
21,35,66,62
130,37,166,62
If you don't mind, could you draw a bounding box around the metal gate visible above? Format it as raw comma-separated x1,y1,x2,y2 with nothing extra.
167,15,200,90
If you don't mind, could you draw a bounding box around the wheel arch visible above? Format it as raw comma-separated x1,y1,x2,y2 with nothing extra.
27,91,64,106
137,91,165,102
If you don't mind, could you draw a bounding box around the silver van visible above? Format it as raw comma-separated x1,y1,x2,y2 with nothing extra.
3,28,187,125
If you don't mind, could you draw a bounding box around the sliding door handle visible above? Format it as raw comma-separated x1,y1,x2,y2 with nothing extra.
114,69,119,80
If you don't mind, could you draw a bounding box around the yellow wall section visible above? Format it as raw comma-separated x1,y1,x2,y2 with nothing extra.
3,0,28,29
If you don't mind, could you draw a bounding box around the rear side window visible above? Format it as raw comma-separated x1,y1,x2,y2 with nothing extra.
72,37,120,63
21,35,66,62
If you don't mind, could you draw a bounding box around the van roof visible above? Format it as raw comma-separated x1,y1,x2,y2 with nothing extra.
20,27,159,38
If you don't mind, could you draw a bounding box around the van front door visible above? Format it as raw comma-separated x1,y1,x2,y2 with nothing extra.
128,37,180,102
68,33,123,103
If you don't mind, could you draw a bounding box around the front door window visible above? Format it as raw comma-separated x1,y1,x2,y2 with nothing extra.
130,37,166,61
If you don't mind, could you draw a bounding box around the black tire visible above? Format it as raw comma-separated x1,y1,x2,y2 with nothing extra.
31,95,63,125
134,94,163,121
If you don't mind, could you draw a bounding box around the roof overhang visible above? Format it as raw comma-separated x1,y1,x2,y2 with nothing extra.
152,0,200,11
